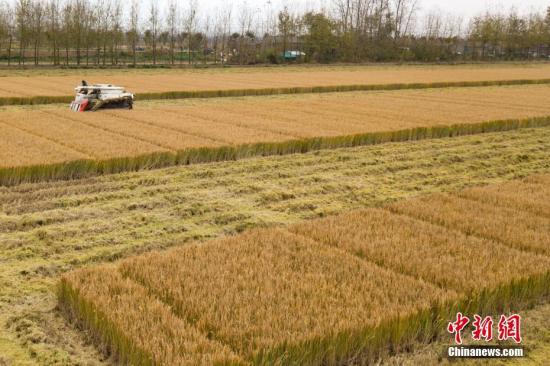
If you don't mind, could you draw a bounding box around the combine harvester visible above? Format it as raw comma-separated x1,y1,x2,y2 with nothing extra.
70,81,134,112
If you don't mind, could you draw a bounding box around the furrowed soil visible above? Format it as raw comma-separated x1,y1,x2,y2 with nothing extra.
0,126,549,364
1,85,550,169
1,63,550,97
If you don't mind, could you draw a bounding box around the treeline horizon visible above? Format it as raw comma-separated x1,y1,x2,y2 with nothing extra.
0,0,550,67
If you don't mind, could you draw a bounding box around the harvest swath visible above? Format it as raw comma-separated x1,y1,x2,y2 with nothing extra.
2,84,550,185
59,177,550,364
1,63,550,100
2,128,548,365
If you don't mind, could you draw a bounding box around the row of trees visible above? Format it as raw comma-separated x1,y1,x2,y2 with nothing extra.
0,0,549,66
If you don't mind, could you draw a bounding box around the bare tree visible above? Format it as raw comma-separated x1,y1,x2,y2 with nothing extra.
220,4,232,65
0,1,9,60
30,0,45,64
15,0,31,64
393,0,418,42
184,0,198,65
237,2,254,65
167,1,178,64
148,0,160,65
128,0,139,66
71,0,86,65
82,1,95,65
202,15,211,64
278,7,292,62
110,0,123,65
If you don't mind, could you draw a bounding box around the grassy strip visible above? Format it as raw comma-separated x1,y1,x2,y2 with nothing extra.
2,78,550,107
1,115,550,187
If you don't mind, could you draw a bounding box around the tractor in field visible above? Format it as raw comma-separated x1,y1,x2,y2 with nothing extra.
70,81,134,112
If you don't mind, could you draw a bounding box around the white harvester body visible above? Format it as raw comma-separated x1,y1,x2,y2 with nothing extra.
70,81,134,112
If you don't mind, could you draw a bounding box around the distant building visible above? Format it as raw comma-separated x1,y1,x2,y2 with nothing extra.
283,50,306,61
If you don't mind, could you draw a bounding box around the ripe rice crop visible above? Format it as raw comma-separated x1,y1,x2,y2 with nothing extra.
2,85,550,185
59,176,550,365
1,128,549,364
0,121,88,166
59,266,243,365
2,64,550,102
387,192,550,256
289,208,550,293
454,175,550,219
62,229,454,365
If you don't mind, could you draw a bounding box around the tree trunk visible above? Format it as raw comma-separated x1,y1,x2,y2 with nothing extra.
188,37,191,65
34,41,38,65
77,39,81,65
7,36,12,66
19,38,23,65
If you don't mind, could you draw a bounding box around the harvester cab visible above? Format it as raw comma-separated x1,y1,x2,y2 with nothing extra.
70,80,134,112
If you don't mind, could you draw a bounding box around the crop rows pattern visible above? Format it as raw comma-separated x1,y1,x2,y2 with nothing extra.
2,85,550,185
0,127,548,364
1,64,550,98
59,175,550,364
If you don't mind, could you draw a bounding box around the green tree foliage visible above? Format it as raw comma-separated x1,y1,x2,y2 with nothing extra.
302,12,337,63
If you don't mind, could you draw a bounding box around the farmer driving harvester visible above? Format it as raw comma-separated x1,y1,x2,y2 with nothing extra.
70,80,134,112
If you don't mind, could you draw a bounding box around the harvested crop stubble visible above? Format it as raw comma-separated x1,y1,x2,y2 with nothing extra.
387,193,550,256
3,64,550,98
2,129,550,365
2,85,550,175
2,127,549,271
59,176,550,365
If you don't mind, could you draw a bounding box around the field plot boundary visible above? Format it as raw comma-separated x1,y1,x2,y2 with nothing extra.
1,115,549,186
2,78,550,106
250,272,550,365
57,177,550,365
58,271,550,365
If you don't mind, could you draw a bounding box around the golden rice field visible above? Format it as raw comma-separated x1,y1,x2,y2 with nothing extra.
59,175,550,365
1,127,549,365
1,84,550,171
2,63,550,366
1,63,550,98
